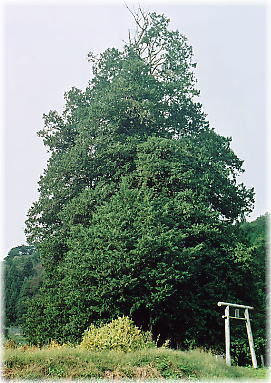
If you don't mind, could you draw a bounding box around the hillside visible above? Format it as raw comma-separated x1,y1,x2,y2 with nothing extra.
4,346,268,380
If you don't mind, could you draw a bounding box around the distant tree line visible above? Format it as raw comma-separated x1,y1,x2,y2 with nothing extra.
4,245,44,327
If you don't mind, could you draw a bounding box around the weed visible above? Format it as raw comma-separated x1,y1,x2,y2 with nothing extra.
47,366,65,377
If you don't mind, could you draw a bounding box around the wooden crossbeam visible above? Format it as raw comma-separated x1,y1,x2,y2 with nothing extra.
217,302,257,369
218,301,254,310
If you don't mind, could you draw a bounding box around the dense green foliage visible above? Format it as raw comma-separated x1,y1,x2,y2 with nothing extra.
230,214,268,366
4,245,43,326
18,8,266,358
4,214,266,364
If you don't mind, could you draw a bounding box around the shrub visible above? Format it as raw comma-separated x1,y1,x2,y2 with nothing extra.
4,339,17,349
80,316,156,352
46,340,70,349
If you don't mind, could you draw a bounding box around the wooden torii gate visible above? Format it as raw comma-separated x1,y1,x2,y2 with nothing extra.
217,301,257,368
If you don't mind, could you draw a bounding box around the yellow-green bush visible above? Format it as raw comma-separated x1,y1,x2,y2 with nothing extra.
80,316,156,352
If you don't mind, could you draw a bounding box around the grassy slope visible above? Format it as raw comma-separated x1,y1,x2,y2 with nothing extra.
4,347,269,380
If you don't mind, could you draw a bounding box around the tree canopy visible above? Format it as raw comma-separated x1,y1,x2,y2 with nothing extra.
22,9,259,350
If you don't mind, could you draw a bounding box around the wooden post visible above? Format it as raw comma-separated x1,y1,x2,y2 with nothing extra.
244,308,258,368
235,309,240,318
225,305,231,366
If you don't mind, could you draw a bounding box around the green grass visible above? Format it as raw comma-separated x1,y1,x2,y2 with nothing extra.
4,346,269,380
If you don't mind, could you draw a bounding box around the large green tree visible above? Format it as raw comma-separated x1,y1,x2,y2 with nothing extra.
23,9,255,347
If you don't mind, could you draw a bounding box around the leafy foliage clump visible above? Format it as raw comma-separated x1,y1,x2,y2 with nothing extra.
80,316,155,351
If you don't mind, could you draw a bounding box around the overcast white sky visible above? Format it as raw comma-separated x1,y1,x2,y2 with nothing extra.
2,1,267,257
